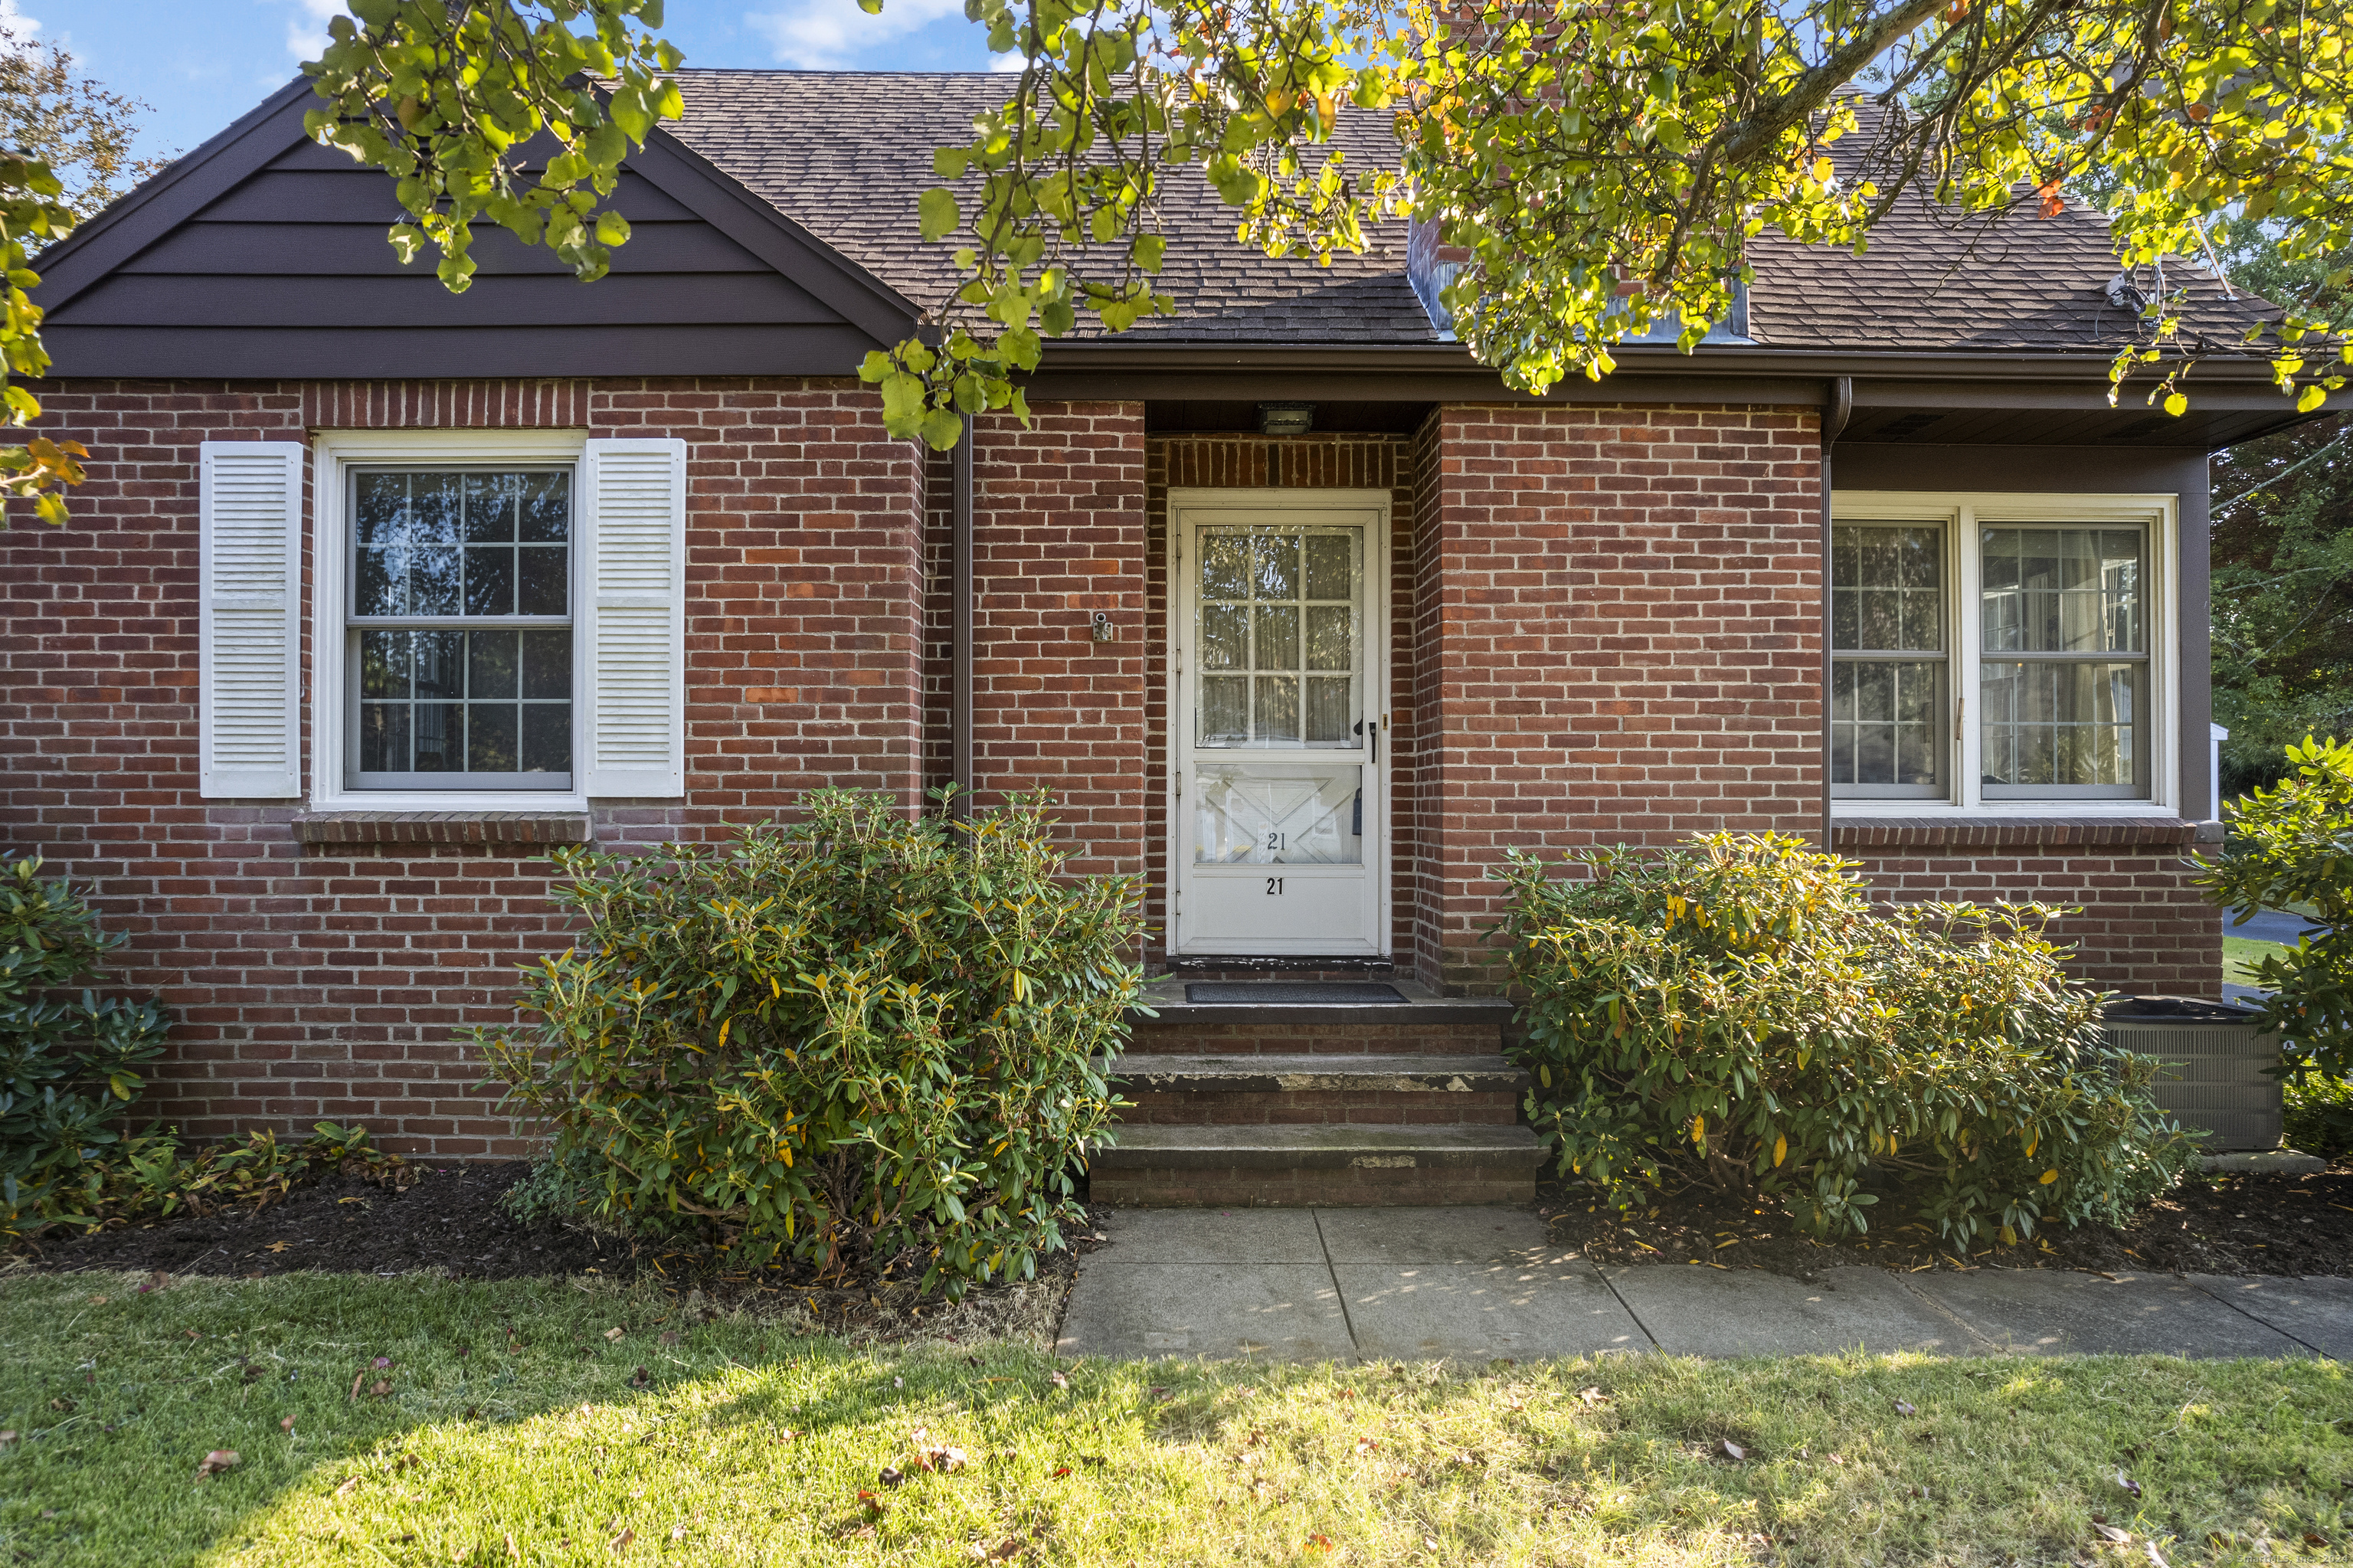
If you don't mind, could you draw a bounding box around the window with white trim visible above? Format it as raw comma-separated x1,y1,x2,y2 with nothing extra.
346,466,576,790
303,430,689,810
1830,493,2174,811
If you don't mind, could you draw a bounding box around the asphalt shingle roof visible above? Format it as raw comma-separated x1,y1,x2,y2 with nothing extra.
666,68,2273,354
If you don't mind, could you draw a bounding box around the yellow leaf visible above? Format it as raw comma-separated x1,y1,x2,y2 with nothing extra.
1772,1134,1787,1167
2039,1169,2058,1184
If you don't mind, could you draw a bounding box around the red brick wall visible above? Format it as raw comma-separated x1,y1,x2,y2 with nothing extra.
1837,823,2222,997
966,403,1150,883
1414,403,1825,988
3,377,925,1157
1144,434,1421,965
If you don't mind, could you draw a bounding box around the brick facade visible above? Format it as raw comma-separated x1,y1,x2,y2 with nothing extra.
0,381,2224,1155
1413,404,1826,987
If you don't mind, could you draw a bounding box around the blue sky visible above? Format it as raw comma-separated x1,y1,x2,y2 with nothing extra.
14,0,1013,166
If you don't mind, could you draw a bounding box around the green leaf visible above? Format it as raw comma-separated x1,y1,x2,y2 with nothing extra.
919,188,962,244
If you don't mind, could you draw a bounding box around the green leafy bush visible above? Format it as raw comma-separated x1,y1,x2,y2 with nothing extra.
0,856,170,1234
97,1121,411,1223
2197,733,2353,1087
1494,833,2194,1249
473,790,1144,1295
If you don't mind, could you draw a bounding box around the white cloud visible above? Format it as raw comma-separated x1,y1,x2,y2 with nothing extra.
0,0,39,46
746,0,967,70
280,0,344,65
988,51,1028,73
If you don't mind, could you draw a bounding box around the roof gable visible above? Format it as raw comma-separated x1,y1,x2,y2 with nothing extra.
35,78,918,381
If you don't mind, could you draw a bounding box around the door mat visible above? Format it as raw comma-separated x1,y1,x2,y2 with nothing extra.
1184,982,1409,1005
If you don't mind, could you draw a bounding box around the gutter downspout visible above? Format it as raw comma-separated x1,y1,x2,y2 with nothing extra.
1820,377,1852,853
951,434,976,820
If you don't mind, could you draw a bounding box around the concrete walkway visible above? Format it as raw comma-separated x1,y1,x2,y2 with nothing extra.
1055,1208,2352,1361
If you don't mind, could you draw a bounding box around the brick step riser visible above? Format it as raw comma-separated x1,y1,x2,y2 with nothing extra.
1125,1023,1503,1057
1092,1164,1536,1207
1118,1088,1522,1126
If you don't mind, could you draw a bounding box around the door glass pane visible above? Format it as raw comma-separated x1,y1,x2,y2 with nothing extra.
1195,525,1361,749
1193,764,1363,865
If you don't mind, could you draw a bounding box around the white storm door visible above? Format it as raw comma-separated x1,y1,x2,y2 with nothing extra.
1171,496,1388,956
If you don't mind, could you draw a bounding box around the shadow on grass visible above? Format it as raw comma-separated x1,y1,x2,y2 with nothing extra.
1,1269,2347,1567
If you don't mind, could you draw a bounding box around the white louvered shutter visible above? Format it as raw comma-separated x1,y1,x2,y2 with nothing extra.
198,441,303,799
581,438,688,797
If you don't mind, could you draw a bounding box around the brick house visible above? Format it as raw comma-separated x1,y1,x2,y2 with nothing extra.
7,73,2306,1200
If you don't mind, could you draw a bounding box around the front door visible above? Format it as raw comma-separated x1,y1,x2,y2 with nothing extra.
1170,490,1389,956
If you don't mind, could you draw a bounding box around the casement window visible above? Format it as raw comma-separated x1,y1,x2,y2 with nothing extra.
1829,493,2177,813
196,432,689,807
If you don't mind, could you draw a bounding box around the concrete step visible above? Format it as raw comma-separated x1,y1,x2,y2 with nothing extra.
1112,1053,1527,1093
1112,1053,1528,1128
1091,1122,1544,1207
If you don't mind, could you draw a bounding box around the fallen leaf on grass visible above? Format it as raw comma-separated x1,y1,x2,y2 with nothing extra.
658,1331,678,1347
195,1449,239,1481
372,1357,391,1370
139,1272,169,1295
2116,1470,2142,1500
878,1466,905,1488
2093,1521,2133,1544
1306,1534,1336,1552
1720,1440,1746,1462
1578,1386,1610,1406
612,1527,635,1552
0,1432,17,1445
86,1296,106,1306
349,1373,365,1401
975,1539,1024,1560
629,1367,651,1390
1052,1465,1071,1478
265,1241,293,1254
856,1489,886,1521
334,1476,360,1498
605,1327,625,1342
915,1445,968,1474
1893,1400,1916,1416
280,1416,296,1433
2305,1535,2331,1550
370,1380,391,1398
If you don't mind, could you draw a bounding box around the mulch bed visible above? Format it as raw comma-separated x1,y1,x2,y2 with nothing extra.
1542,1154,2353,1278
9,1161,1093,1339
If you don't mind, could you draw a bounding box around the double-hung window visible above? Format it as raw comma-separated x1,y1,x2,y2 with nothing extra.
1830,493,2173,811
347,467,576,791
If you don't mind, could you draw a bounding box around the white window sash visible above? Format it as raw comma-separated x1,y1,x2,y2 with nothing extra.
1830,490,2180,818
309,429,593,811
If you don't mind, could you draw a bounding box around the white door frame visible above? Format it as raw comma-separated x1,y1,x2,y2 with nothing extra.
1166,487,1392,957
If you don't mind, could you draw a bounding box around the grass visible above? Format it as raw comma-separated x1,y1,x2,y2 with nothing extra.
2224,935,2291,987
2,1272,2348,1567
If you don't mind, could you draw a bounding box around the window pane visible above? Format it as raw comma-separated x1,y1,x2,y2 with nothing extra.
413,631,463,700
522,705,571,772
354,548,403,617
1982,526,2142,654
1980,660,2142,787
413,704,463,771
1304,676,1353,743
1199,604,1247,670
519,473,570,542
359,630,411,699
1831,524,1941,652
1254,604,1301,671
463,473,519,542
358,702,409,771
1252,675,1299,743
1199,535,1251,601
410,547,461,616
520,630,571,700
354,473,407,547
464,545,515,616
1199,676,1248,745
469,631,518,699
1305,604,1353,672
1303,535,1353,602
409,474,462,546
518,547,568,616
1254,535,1299,601
1830,657,1941,787
468,703,519,772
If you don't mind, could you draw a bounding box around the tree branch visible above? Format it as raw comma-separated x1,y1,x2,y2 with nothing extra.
1718,0,1952,167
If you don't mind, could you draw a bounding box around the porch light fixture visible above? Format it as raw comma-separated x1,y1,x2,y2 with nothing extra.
1257,402,1316,436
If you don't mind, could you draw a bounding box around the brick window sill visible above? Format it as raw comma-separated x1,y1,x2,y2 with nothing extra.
293,810,593,847
1833,816,2213,851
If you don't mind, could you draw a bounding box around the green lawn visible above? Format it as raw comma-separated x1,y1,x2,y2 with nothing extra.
2,1272,2347,1567
2224,935,2291,987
